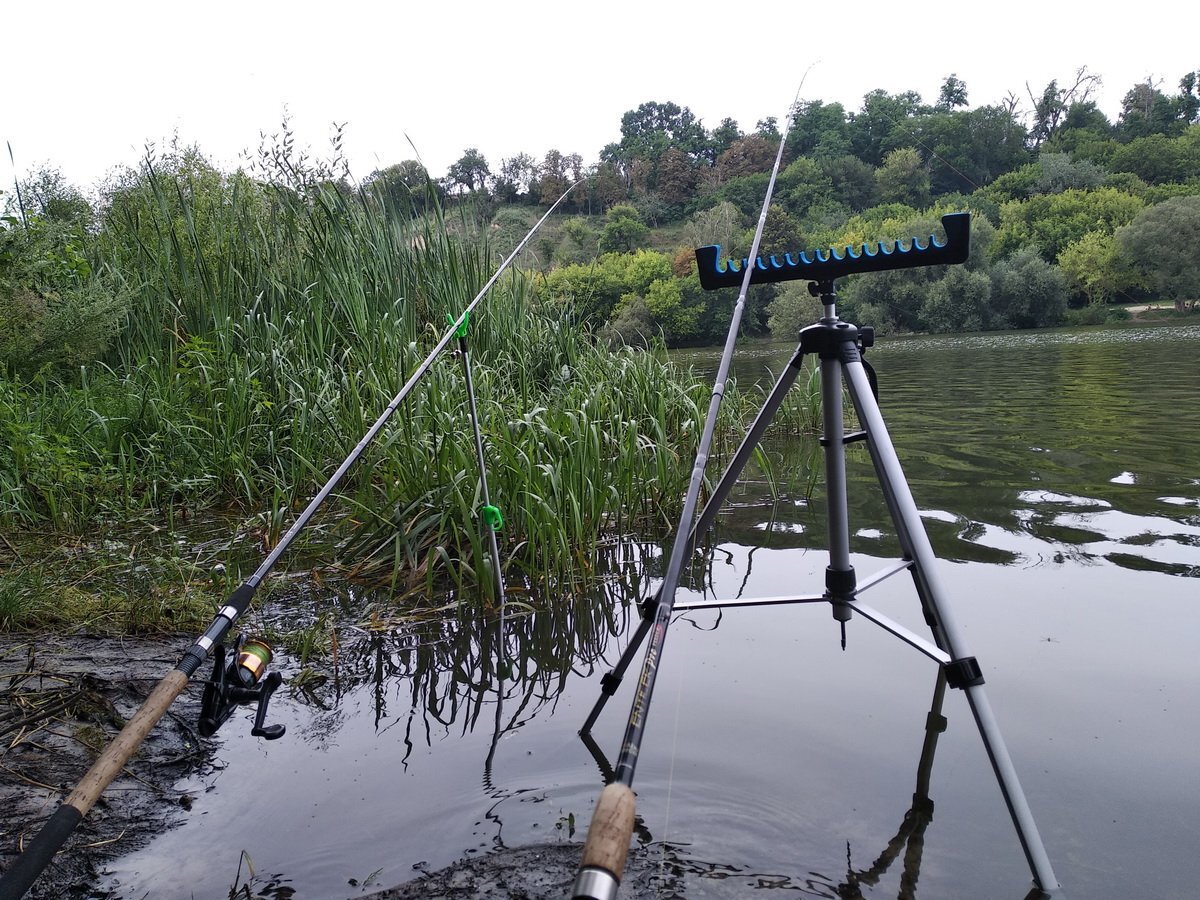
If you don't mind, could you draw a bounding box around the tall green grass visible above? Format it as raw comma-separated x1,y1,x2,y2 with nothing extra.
0,145,820,614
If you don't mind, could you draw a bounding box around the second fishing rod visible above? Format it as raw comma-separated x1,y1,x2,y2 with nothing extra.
570,98,798,900
0,184,577,900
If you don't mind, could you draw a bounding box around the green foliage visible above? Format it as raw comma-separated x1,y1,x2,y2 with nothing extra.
989,247,1070,328
1116,75,1200,140
920,267,993,332
446,148,490,194
541,248,673,324
1057,231,1134,305
1115,194,1200,311
819,155,878,213
1107,128,1200,185
785,100,852,160
875,148,931,208
598,203,650,253
0,211,129,375
760,204,804,256
716,173,771,217
17,167,94,226
682,202,742,256
600,294,656,347
993,187,1145,261
1035,153,1107,193
363,160,440,214
766,283,819,338
776,157,835,219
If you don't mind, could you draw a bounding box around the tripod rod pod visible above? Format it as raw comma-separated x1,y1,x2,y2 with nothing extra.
581,213,968,729
579,213,1062,897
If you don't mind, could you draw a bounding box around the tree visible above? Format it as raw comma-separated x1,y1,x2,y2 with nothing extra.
1035,153,1107,194
715,135,779,182
937,74,969,110
1118,79,1182,139
364,160,438,212
920,267,992,331
1044,101,1113,155
683,201,742,256
587,162,628,212
849,89,925,165
446,148,490,194
1026,68,1101,147
1108,131,1200,185
18,168,93,227
916,105,1029,194
786,100,851,160
615,100,708,168
598,203,650,253
655,148,697,208
760,204,804,256
539,149,570,206
755,117,780,138
1058,231,1134,305
777,157,835,218
1115,74,1200,140
493,153,538,203
993,187,1145,261
766,282,819,337
706,117,742,164
541,248,672,325
1116,195,1200,311
820,155,879,212
989,247,1069,328
875,147,930,208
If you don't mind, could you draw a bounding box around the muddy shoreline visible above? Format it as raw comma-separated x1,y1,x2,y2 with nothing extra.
0,635,672,900
0,634,210,899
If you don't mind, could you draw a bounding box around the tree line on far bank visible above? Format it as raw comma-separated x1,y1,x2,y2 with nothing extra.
389,69,1200,344
4,68,1200,379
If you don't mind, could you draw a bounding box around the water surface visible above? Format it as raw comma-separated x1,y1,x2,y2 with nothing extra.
105,324,1200,899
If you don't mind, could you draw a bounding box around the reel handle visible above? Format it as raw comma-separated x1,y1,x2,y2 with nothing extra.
197,639,286,740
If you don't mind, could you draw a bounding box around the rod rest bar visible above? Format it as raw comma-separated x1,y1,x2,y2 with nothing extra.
695,213,969,289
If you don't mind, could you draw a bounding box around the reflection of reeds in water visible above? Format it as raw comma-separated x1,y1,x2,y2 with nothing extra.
281,544,657,759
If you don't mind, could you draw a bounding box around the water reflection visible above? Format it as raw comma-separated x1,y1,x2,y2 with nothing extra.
275,551,658,765
102,325,1199,899
702,325,1200,578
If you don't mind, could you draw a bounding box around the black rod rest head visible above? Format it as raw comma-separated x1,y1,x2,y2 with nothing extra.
695,212,971,290
198,638,286,740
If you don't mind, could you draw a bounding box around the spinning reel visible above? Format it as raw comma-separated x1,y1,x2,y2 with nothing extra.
198,636,286,740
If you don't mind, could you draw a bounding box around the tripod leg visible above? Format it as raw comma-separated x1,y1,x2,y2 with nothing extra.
580,347,810,736
821,356,856,646
841,356,1060,893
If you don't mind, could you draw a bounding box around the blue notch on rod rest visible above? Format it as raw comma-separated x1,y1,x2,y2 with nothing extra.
695,212,970,290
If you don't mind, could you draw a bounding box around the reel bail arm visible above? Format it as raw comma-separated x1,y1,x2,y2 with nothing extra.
198,636,285,740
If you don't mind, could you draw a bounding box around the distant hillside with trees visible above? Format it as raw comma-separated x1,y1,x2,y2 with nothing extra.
371,69,1200,344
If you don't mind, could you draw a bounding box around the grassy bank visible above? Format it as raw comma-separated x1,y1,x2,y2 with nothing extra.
1,148,821,632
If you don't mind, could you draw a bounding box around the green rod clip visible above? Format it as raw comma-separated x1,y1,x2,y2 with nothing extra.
481,504,504,531
448,311,470,339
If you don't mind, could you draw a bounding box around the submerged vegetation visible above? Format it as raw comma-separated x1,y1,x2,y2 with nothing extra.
0,140,821,631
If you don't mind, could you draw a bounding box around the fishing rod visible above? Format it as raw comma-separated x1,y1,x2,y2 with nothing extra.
450,310,509,675
0,183,579,900
570,100,798,900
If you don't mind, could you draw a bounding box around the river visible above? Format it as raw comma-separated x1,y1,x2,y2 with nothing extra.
103,323,1199,899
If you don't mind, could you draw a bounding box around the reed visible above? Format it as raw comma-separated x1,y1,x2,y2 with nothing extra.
1,146,820,617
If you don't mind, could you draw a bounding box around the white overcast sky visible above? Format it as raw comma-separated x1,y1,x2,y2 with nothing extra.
4,0,1196,192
